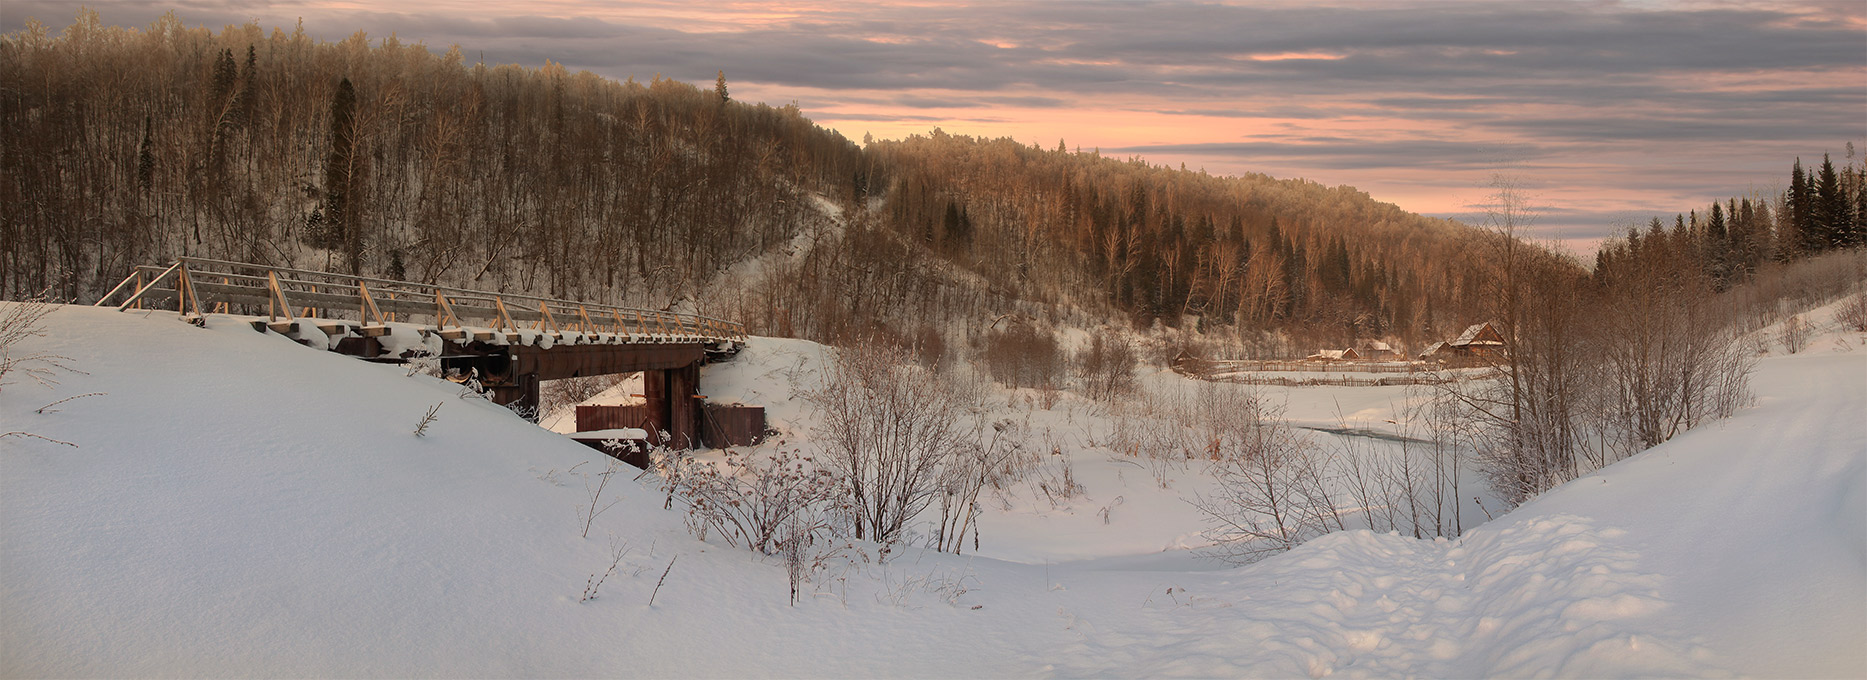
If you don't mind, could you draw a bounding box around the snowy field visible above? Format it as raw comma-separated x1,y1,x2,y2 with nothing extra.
3,303,1863,677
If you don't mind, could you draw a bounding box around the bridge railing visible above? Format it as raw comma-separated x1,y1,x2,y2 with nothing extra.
94,257,747,345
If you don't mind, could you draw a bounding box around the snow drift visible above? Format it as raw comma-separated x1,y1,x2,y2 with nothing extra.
2,304,1862,677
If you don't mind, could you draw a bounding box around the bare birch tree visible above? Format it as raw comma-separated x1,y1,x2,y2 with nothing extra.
809,341,969,546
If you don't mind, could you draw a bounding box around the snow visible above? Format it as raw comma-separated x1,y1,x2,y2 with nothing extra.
569,428,650,440
3,302,1863,677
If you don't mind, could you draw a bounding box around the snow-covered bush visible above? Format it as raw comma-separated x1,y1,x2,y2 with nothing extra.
1191,393,1341,564
1074,335,1137,401
1334,395,1470,540
977,323,1064,390
0,293,70,391
1839,293,1867,333
2,294,82,447
655,445,840,555
1781,315,1810,354
932,417,1027,553
573,460,627,539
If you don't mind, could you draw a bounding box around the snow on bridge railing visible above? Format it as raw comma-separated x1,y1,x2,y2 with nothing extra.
94,257,747,346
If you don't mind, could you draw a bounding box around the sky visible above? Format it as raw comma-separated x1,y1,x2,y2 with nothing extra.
5,1,1864,253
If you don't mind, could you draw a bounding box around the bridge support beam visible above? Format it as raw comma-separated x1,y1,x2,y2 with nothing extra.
638,362,701,448
454,341,706,445
490,373,541,420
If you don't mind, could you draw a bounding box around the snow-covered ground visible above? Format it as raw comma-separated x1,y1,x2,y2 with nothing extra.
3,302,1862,677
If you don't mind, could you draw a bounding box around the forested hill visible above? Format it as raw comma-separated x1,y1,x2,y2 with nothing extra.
2,13,1513,348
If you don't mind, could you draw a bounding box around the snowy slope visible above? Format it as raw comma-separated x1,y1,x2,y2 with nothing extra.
3,304,1862,677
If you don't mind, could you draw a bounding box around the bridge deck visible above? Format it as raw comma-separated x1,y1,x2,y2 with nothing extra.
95,257,746,348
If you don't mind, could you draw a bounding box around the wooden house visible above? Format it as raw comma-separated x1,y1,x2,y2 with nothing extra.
1449,322,1507,357
1357,340,1403,361
1421,321,1508,365
1306,347,1362,362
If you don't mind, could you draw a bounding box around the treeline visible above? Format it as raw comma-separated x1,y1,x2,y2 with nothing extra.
1,11,863,308
866,132,1502,346
1600,151,1866,291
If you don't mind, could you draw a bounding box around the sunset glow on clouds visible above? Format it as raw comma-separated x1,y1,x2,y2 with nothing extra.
6,0,1863,252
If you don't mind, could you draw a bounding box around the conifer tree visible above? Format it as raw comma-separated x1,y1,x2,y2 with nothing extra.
1854,163,1867,248
1706,202,1728,285
136,115,154,194
1788,158,1812,255
324,76,361,272
1816,154,1842,250
235,45,257,129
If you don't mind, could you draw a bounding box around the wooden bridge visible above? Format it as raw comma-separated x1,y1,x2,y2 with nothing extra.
95,257,748,447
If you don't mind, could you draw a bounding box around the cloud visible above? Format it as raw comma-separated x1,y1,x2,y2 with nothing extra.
1488,114,1867,144
889,94,1068,109
1109,138,1553,170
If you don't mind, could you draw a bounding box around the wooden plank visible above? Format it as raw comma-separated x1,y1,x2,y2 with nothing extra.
114,263,179,311
177,264,204,319
266,272,293,323
494,298,518,333
534,300,561,333
357,281,387,327
94,269,145,307
212,275,230,314
435,291,461,329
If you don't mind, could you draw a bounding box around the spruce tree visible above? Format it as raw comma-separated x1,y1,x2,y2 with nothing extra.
136,115,154,194
1816,154,1842,250
1706,202,1728,285
1788,158,1812,255
1854,163,1867,248
324,77,361,273
235,45,257,129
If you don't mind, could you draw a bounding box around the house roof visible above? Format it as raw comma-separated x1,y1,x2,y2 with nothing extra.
1309,348,1359,360
1420,341,1446,356
1451,321,1505,347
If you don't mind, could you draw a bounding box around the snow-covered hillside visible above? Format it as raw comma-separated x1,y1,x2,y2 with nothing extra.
3,304,1862,677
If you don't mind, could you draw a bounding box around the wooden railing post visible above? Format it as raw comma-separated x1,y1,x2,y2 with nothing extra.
177,264,204,320
358,281,387,327
266,271,293,323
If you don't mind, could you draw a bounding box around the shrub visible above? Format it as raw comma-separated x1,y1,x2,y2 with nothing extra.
1074,335,1137,401
1837,292,1867,333
810,341,969,545
1780,315,1810,354
978,323,1063,389
655,445,840,554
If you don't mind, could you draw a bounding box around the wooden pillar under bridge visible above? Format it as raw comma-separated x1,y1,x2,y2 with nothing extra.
667,362,700,449
637,363,701,449
490,373,541,421
642,367,667,443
